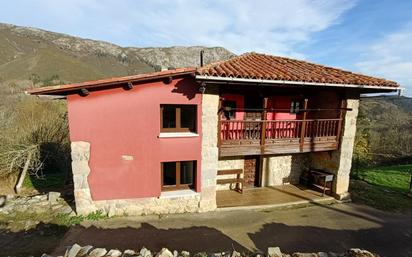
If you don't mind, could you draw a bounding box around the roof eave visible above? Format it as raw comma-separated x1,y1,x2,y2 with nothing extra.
195,75,400,92
27,68,196,96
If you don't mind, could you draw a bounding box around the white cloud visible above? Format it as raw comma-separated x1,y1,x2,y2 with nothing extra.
356,24,412,95
6,0,356,57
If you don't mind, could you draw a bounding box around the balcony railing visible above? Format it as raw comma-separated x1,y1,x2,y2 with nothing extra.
218,118,342,156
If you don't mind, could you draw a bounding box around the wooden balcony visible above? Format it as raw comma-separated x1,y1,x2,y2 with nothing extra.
218,118,342,157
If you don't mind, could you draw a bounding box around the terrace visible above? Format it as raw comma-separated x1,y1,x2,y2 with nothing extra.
217,93,347,157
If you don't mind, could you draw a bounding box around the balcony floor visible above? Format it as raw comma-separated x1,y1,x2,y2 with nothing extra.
216,184,335,209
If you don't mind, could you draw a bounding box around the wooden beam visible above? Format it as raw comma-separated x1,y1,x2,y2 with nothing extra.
258,97,268,187
260,97,268,148
336,98,346,146
124,82,134,90
299,98,309,152
164,76,173,84
217,96,223,148
79,88,89,96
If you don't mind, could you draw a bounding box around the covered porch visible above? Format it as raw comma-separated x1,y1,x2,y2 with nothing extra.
217,87,349,157
216,184,335,209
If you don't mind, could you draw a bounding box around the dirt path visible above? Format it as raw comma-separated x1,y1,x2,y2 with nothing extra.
1,203,411,257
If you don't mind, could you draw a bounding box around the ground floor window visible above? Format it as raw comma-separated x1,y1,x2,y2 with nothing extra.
161,161,196,191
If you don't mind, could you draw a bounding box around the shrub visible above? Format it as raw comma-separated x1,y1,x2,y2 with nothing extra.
0,97,70,179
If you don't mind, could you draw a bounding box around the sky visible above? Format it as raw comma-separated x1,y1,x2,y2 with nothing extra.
1,0,411,95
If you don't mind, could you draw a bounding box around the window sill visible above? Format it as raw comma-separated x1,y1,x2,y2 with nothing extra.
159,189,199,199
158,132,199,138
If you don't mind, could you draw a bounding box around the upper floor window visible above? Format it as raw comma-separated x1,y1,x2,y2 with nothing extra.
161,105,197,133
290,100,301,114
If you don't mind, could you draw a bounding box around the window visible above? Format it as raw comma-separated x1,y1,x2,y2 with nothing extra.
222,100,236,120
161,161,196,191
290,100,301,114
161,105,197,132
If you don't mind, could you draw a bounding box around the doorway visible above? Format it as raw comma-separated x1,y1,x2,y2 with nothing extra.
244,95,262,120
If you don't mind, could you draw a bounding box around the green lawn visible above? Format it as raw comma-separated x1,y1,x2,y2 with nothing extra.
350,164,412,213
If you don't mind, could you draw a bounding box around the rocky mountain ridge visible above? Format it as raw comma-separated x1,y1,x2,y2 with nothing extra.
0,22,234,84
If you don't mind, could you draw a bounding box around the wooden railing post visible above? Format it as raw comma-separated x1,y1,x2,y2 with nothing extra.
299,98,308,152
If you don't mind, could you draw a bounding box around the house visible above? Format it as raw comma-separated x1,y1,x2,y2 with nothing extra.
27,53,400,215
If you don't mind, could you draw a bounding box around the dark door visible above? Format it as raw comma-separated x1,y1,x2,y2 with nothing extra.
244,95,262,120
244,156,260,187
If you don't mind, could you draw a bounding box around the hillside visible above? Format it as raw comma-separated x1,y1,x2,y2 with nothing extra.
0,23,234,85
354,95,412,166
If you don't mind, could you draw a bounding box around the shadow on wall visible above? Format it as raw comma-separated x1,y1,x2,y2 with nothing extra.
26,142,74,208
171,78,199,100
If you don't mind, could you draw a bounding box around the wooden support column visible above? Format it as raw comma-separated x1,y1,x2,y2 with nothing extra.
260,97,268,149
217,97,223,148
258,97,268,187
299,98,309,152
336,98,346,146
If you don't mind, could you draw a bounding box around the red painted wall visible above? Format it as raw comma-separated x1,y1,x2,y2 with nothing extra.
221,94,245,120
267,96,299,120
67,77,202,201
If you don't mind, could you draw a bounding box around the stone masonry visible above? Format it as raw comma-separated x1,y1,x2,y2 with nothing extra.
217,157,245,190
71,141,202,216
71,141,98,215
310,96,360,200
261,154,309,186
199,86,220,211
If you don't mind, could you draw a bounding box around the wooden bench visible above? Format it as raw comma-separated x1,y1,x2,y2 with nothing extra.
300,168,334,196
310,169,334,196
217,169,244,193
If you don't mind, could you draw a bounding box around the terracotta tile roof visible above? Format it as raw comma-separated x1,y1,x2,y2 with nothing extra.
27,67,196,95
196,52,399,88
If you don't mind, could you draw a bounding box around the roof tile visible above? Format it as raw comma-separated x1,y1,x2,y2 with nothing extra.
197,52,398,88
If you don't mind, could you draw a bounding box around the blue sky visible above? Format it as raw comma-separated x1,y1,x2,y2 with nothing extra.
1,0,411,95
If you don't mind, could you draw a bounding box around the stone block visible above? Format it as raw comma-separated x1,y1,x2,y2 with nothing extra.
268,247,282,257
71,141,90,162
77,245,93,256
89,248,107,257
67,243,81,257
107,249,122,257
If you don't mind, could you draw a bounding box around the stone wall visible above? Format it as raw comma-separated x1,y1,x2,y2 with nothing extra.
199,86,220,211
262,154,309,186
71,141,98,215
310,96,360,200
50,244,381,257
217,157,245,190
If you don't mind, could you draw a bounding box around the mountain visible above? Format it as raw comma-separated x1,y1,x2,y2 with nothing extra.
0,23,234,85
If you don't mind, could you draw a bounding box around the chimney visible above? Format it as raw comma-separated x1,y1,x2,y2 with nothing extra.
200,50,204,67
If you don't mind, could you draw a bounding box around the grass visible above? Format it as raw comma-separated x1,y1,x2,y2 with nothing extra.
54,210,107,226
353,164,412,193
350,164,412,213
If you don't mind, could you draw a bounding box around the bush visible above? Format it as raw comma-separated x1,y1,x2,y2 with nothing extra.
0,97,70,179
